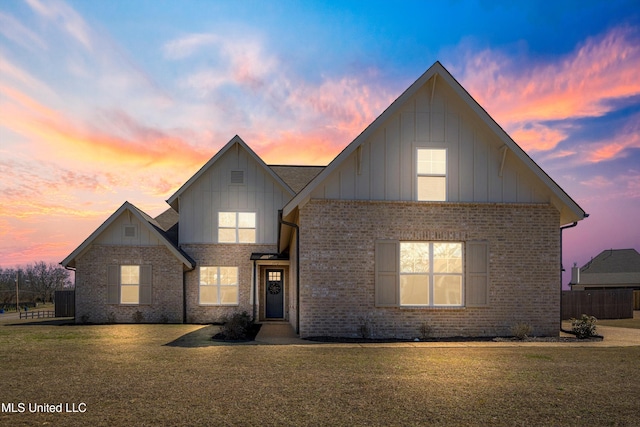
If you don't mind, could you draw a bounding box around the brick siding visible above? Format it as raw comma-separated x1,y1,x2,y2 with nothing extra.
182,243,277,323
297,200,560,339
74,245,184,323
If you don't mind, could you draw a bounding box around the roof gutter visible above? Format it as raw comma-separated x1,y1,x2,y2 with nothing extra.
279,210,300,335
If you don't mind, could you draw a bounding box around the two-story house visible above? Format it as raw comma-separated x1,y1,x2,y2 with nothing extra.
61,62,587,338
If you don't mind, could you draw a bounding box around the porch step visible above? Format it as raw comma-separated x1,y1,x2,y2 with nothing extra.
255,323,304,345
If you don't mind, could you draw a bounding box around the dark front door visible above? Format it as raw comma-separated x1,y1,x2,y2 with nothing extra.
265,269,284,318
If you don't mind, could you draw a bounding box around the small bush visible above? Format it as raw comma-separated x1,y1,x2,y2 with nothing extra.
132,311,144,323
80,314,90,324
511,323,533,340
418,322,432,340
106,312,116,324
219,311,254,340
571,314,597,339
357,317,372,339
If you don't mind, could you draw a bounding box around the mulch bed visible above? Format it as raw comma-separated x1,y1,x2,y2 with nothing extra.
211,323,262,342
305,335,604,343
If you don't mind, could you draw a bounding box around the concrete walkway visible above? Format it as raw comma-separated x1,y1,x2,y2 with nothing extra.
255,322,306,345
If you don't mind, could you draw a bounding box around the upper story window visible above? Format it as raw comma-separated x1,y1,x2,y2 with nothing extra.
417,148,447,201
218,212,256,243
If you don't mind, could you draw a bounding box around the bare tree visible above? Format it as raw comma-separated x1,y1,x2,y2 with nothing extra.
25,262,71,303
0,267,19,305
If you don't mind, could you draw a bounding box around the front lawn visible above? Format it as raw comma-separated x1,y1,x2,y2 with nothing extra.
597,311,640,329
0,321,639,426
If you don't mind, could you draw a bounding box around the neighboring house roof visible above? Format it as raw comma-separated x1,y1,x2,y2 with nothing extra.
270,165,325,193
282,61,587,226
166,135,296,212
581,249,640,274
61,202,195,270
576,249,640,287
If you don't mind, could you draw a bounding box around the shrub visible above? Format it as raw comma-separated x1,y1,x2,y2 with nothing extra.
106,312,116,324
571,314,597,339
511,323,533,340
219,311,254,340
132,311,144,323
357,317,372,339
418,322,432,340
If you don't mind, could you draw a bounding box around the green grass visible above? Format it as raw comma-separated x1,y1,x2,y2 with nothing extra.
0,321,639,426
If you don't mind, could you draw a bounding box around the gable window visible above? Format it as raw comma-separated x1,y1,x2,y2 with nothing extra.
218,212,256,243
417,148,447,201
199,266,239,305
107,265,152,305
375,240,488,308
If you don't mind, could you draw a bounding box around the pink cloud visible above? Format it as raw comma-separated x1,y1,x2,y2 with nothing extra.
25,0,92,50
457,27,640,153
585,129,640,163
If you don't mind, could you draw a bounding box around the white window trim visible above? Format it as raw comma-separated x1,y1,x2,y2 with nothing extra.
120,265,140,305
218,211,257,243
198,266,239,306
399,241,464,308
416,147,447,202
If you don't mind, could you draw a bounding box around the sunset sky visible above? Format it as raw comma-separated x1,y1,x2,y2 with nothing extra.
1,0,639,286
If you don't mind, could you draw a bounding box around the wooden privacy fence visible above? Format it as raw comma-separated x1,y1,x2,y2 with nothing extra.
55,290,75,317
562,289,634,320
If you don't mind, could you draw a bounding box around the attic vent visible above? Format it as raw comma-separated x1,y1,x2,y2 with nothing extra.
230,170,245,184
124,225,137,238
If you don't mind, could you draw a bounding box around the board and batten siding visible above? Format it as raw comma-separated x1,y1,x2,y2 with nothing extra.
179,145,292,244
311,76,549,204
95,213,163,246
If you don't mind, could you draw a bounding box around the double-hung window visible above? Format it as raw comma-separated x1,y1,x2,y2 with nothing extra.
218,212,256,243
107,265,152,305
375,240,490,308
417,148,447,201
120,265,140,304
199,266,239,305
400,242,463,306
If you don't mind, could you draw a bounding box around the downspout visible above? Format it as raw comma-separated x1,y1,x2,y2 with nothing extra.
252,259,257,322
279,210,300,334
559,220,580,333
183,271,188,323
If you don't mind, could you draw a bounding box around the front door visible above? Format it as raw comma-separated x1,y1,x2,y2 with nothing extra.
265,269,284,319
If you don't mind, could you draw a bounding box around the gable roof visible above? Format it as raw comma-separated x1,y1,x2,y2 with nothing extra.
270,165,325,193
581,249,640,274
166,135,296,211
60,201,195,270
282,61,587,225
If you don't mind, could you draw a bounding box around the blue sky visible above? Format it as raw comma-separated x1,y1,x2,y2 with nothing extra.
1,0,639,286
